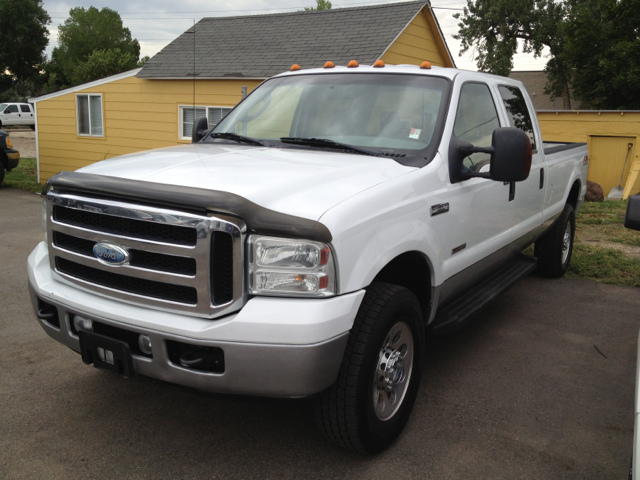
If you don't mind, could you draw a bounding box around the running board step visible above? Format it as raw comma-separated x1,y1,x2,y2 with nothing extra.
430,255,537,335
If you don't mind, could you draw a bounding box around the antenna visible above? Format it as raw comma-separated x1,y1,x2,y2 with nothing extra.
193,19,196,123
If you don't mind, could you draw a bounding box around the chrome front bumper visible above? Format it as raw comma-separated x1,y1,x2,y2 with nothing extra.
28,242,363,398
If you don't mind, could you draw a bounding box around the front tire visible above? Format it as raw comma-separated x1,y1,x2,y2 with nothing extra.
0,162,5,187
535,203,575,278
315,283,425,453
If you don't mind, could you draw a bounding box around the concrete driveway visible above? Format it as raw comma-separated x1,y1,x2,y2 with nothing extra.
1,187,638,479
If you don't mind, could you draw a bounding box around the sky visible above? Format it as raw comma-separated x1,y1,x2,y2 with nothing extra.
41,0,549,72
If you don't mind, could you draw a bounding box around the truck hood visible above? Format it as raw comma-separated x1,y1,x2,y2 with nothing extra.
78,143,415,221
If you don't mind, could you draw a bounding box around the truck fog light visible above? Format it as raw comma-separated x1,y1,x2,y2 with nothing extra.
138,335,152,355
73,315,93,332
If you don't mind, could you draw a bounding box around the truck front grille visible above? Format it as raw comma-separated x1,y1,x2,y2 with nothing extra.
56,257,198,304
53,205,198,246
46,190,245,318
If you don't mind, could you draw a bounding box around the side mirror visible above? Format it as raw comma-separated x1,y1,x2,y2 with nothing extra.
449,127,532,183
624,195,640,231
192,116,209,143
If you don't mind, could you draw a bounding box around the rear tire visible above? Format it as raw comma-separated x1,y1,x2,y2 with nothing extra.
315,283,425,453
535,203,575,278
29,124,35,131
0,163,5,187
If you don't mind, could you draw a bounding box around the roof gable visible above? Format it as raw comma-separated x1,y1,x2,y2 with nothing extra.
137,1,435,79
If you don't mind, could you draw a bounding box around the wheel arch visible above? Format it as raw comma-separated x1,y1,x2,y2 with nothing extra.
370,250,434,320
566,178,581,211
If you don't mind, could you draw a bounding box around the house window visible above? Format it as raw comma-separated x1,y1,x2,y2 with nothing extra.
76,94,103,136
179,105,232,140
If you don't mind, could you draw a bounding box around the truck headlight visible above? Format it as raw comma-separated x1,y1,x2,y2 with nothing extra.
248,236,336,297
42,198,48,243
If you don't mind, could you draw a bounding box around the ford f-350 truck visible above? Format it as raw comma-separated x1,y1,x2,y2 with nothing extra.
28,63,588,453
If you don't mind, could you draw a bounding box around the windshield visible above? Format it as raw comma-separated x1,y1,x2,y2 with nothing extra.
0,104,6,112
209,73,450,157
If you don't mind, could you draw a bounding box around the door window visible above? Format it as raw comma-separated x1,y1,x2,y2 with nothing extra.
498,86,536,151
6,105,18,113
453,83,500,171
20,105,31,113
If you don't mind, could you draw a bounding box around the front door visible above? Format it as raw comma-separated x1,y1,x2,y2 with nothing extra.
437,80,513,302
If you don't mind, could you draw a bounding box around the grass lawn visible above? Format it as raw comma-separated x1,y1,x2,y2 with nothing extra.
2,157,42,194
2,161,639,286
566,199,640,287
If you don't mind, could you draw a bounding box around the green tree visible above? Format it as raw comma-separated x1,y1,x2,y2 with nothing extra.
48,6,140,88
562,0,640,109
0,0,50,91
453,0,572,108
304,0,332,11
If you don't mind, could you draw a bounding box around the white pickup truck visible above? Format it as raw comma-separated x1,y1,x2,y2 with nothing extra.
28,64,588,453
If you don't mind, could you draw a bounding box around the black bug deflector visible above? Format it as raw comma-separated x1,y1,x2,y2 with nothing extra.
44,171,333,243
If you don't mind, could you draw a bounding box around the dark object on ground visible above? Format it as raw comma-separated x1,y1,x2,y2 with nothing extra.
586,180,604,202
0,129,20,187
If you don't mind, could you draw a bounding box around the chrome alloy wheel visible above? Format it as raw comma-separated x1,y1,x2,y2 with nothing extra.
373,321,414,421
562,221,572,264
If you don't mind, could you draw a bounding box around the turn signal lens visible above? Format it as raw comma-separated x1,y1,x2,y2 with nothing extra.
6,136,12,148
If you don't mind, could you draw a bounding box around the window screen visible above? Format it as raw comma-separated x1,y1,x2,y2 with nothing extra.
454,83,500,170
208,107,232,126
182,106,206,138
76,94,103,136
498,86,536,151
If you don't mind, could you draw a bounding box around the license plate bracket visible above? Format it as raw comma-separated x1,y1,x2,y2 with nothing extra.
79,330,134,378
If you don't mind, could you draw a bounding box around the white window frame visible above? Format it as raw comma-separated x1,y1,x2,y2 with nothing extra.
178,105,233,140
75,93,104,137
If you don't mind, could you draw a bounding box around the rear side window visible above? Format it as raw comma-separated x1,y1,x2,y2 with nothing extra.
20,105,31,113
498,86,536,151
454,82,500,170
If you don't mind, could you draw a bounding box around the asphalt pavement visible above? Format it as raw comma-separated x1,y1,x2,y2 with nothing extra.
1,187,638,479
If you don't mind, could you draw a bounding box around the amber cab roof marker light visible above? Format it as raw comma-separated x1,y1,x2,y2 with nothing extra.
290,64,301,71
373,60,385,68
347,60,359,68
420,61,432,69
324,61,335,68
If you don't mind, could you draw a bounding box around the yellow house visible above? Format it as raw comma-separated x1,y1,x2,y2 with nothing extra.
537,111,640,198
28,1,455,184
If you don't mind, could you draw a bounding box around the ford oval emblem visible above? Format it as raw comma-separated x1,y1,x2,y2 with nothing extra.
93,242,130,266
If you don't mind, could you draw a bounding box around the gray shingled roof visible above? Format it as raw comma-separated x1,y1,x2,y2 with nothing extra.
508,71,571,110
137,1,429,79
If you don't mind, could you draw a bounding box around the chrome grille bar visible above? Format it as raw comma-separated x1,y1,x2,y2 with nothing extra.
46,189,246,318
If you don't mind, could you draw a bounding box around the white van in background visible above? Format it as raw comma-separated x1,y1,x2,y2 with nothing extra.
0,103,35,129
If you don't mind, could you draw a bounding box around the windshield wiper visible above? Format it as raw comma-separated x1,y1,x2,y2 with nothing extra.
280,137,380,157
208,132,266,147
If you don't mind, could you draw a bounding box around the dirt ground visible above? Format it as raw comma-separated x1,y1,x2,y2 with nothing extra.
5,128,36,158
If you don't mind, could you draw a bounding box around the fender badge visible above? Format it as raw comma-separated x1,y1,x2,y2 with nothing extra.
431,203,450,217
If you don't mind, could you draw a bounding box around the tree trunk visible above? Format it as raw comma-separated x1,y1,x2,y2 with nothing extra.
562,81,572,110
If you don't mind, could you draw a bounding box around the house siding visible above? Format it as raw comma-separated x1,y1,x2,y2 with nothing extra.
537,111,640,197
381,8,452,67
36,76,262,183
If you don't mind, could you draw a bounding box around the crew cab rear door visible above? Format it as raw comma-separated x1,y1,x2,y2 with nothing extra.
495,84,545,243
